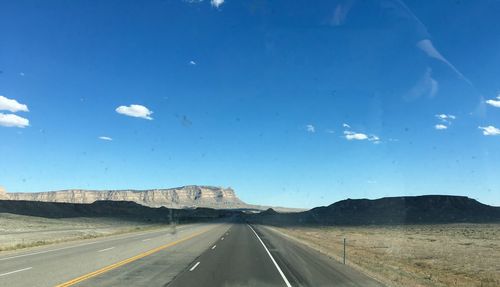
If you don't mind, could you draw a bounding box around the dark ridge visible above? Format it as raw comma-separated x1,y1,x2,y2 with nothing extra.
2,195,499,226
247,195,500,226
0,200,242,223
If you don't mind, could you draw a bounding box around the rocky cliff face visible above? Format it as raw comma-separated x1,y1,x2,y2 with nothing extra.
0,187,7,200
5,186,248,209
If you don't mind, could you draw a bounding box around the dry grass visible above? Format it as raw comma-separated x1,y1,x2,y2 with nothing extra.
273,224,500,287
0,213,166,252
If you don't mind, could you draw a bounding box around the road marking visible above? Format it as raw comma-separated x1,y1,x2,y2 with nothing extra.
0,241,102,261
221,237,224,240
0,267,32,277
97,247,115,253
248,225,292,287
141,238,152,242
0,224,196,262
211,245,216,250
55,228,211,287
189,262,200,271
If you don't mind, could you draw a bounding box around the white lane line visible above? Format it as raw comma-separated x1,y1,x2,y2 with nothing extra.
97,247,115,253
189,262,201,271
0,267,32,277
0,224,199,262
221,237,224,241
248,225,292,287
0,241,102,261
211,245,217,250
142,238,152,242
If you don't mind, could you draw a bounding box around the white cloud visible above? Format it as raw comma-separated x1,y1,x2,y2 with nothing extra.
368,135,380,143
306,124,315,133
486,95,500,108
325,129,335,134
98,136,113,141
344,131,368,140
342,123,351,128
19,72,25,76
211,0,224,8
189,60,196,65
434,113,456,130
478,125,500,136
436,114,456,121
343,126,380,143
116,104,153,120
0,95,29,112
0,113,29,128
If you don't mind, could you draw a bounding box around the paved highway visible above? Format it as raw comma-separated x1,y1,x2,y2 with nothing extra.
0,222,384,287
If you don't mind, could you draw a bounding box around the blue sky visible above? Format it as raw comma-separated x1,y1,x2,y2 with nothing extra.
1,0,500,208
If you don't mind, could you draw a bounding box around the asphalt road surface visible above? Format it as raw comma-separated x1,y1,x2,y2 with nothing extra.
0,222,384,287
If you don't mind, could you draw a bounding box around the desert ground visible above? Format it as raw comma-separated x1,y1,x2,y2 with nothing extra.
0,213,166,251
273,224,500,287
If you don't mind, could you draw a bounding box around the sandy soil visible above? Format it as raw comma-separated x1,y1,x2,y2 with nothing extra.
273,224,500,287
0,213,165,251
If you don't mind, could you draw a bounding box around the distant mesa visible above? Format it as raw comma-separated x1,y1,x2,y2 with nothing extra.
2,185,302,212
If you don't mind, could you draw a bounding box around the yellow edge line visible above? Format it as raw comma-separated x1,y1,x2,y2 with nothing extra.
55,228,211,287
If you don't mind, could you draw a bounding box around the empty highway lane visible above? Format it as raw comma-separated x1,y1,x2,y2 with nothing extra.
0,222,384,287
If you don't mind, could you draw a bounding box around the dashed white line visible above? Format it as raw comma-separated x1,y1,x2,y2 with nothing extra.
248,225,292,287
0,267,32,277
97,247,115,252
142,238,152,242
189,262,201,271
211,245,217,250
221,237,224,241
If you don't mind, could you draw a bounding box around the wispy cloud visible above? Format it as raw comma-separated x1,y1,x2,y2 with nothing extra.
306,124,315,133
405,67,439,100
116,104,153,120
211,0,224,8
98,136,113,141
478,125,500,136
0,113,29,128
189,60,196,65
342,123,351,128
435,124,448,130
0,95,29,113
485,94,500,108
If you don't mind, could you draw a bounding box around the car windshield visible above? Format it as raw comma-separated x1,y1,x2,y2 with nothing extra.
1,1,499,287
